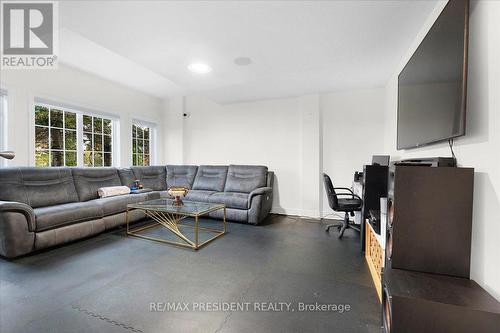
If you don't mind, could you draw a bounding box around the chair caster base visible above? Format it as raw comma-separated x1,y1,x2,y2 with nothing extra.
325,224,341,232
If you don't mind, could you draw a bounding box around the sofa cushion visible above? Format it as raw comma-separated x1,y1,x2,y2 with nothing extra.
185,190,216,203
96,193,149,216
158,190,169,199
209,192,249,210
35,218,106,250
0,167,79,208
192,166,228,192
209,207,248,222
72,168,122,202
131,166,167,191
34,201,103,231
145,191,162,201
118,168,136,188
224,165,268,193
166,165,198,189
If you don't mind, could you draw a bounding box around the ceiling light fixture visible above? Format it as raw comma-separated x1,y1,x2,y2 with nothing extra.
188,63,212,74
234,57,252,66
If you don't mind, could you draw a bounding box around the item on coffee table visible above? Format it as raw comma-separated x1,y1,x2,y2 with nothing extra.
167,187,189,206
132,180,143,190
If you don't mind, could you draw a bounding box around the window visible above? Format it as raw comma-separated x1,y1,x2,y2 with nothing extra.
35,106,77,167
83,115,113,167
34,102,115,167
132,123,152,166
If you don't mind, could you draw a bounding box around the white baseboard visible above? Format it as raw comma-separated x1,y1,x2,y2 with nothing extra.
270,207,321,219
270,207,350,221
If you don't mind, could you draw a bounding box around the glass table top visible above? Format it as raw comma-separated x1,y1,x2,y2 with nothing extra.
127,199,225,216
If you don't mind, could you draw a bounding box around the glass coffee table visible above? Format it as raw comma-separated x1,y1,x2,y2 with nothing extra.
126,199,226,250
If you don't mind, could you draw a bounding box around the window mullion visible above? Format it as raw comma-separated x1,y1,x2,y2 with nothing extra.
112,119,118,167
62,111,66,166
91,117,94,167
48,109,52,166
76,113,84,167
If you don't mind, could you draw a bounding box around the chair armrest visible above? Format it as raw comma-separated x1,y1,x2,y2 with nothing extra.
0,201,36,232
334,187,354,194
335,193,362,201
249,187,273,199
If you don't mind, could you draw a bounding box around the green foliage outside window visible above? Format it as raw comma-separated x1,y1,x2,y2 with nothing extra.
132,124,151,166
35,106,77,167
35,105,112,167
83,115,112,167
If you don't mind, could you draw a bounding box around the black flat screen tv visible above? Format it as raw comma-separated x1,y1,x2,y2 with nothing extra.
397,0,469,150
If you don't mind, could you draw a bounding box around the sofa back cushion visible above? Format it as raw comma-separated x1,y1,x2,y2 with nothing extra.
192,165,228,192
131,166,167,191
224,165,268,193
118,168,136,188
72,168,122,201
0,167,79,208
166,165,198,189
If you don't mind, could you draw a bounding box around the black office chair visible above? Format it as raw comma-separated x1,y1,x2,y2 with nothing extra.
323,173,363,239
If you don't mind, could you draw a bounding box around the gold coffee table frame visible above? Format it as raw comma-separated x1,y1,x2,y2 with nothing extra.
126,199,226,250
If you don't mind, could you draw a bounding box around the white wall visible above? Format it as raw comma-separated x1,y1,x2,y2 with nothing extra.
177,88,386,217
0,64,164,167
182,95,304,216
321,88,386,216
383,0,500,300
162,96,185,165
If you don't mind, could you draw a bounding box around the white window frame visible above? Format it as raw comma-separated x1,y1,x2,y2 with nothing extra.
32,98,120,167
131,119,157,166
0,89,7,167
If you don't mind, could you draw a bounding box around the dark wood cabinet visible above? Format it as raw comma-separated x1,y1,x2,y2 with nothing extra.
383,268,500,333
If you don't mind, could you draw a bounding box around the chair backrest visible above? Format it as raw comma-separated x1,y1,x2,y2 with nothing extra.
323,173,339,210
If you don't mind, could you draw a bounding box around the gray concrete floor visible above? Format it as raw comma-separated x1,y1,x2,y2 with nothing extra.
0,215,381,333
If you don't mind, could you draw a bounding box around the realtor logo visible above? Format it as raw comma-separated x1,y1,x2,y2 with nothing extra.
1,1,58,68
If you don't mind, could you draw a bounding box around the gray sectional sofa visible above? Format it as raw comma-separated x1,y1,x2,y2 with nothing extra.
0,165,273,258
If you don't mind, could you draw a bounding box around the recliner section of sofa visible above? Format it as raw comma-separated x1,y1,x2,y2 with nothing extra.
72,168,123,202
34,201,102,231
117,168,136,188
158,165,199,198
192,165,228,191
131,166,167,191
166,165,198,189
207,165,273,224
0,164,274,258
0,167,79,207
0,167,156,258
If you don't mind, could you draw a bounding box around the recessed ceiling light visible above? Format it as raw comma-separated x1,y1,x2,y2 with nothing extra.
234,57,252,66
188,63,212,74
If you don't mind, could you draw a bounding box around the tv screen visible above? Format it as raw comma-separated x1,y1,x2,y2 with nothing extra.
397,0,469,150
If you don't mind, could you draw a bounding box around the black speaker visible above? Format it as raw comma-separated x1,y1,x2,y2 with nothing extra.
360,165,388,251
382,268,500,333
386,165,474,278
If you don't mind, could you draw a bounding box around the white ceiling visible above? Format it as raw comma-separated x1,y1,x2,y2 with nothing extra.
59,0,438,104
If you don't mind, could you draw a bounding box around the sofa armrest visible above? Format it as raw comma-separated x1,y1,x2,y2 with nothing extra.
248,187,273,225
249,187,273,201
0,201,36,258
0,201,36,232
